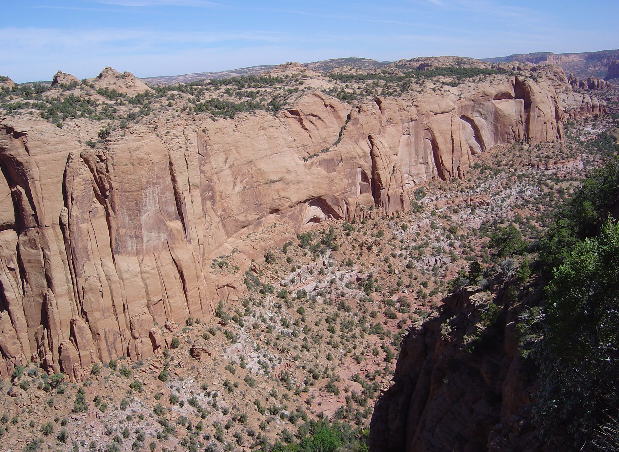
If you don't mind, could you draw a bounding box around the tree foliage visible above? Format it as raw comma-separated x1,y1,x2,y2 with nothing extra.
532,158,619,449
268,420,368,452
488,223,527,257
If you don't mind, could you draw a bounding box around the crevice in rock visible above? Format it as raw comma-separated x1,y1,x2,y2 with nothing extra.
493,92,514,100
427,131,446,181
368,135,383,207
374,97,384,114
60,158,82,321
460,115,486,153
286,109,310,133
514,77,532,138
167,242,192,318
168,156,188,239
0,154,40,231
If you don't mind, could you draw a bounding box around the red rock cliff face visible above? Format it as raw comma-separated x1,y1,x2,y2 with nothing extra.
0,72,603,379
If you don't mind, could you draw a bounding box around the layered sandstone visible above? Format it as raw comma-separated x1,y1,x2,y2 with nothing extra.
0,67,605,379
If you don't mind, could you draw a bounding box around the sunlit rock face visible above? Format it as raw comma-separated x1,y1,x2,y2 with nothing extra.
0,65,603,379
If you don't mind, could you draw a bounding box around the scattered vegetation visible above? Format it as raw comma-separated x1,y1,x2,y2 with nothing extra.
0,69,614,451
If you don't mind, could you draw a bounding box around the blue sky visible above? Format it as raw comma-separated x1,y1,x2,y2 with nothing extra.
2,0,618,82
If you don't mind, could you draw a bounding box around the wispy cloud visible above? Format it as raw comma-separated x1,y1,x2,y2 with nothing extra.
240,6,431,29
0,27,283,50
32,5,118,12
414,0,532,19
95,0,217,7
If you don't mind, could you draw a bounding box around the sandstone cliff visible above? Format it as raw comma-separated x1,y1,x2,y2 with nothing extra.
606,60,619,81
0,67,605,379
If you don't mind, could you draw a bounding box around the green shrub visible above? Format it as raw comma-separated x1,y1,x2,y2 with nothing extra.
97,126,111,140
57,429,68,443
540,158,619,274
270,420,368,451
96,88,125,100
41,422,54,436
194,98,263,118
72,387,88,413
129,380,143,392
488,223,527,258
515,158,619,448
157,369,169,382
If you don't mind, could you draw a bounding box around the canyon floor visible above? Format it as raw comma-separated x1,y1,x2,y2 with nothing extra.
0,109,616,451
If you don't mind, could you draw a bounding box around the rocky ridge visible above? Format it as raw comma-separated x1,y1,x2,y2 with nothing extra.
484,49,619,81
0,62,607,380
141,50,618,87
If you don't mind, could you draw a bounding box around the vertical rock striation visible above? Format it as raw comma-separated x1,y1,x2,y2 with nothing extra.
0,70,605,379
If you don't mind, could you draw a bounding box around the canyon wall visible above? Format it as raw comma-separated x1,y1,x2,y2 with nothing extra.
369,288,541,452
0,72,604,379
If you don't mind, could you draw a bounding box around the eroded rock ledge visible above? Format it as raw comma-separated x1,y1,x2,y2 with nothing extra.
0,68,605,379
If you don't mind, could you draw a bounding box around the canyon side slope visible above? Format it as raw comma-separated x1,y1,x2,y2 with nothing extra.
0,60,607,381
369,141,619,452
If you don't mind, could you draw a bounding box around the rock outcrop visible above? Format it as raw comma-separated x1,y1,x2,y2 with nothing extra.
0,68,605,379
51,71,80,88
90,67,151,95
0,77,15,90
568,74,611,90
